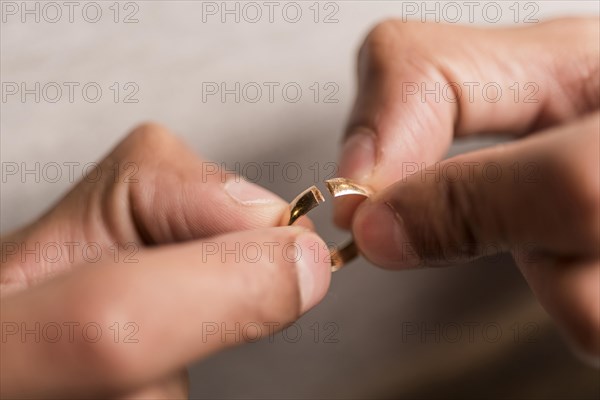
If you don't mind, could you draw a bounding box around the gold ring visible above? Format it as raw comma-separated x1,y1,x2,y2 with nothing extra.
286,178,372,272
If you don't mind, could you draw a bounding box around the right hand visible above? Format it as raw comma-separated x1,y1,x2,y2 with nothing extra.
336,18,600,362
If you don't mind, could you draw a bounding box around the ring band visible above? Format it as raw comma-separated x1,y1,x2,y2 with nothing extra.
287,178,372,272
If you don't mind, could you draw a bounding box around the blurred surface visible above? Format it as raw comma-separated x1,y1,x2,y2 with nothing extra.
2,1,599,399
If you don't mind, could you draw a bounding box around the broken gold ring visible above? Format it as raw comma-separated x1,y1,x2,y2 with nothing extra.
286,178,372,272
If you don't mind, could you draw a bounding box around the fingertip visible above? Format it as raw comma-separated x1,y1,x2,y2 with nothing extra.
338,128,377,183
353,200,420,270
335,127,378,229
295,231,332,314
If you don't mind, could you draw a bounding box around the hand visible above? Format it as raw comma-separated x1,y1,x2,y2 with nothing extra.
336,18,599,361
1,123,331,398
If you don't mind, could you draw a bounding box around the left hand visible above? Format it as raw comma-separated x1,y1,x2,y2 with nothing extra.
1,123,331,398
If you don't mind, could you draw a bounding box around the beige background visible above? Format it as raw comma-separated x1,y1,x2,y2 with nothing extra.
2,1,599,398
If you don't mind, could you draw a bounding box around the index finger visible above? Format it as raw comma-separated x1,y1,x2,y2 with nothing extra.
335,18,599,227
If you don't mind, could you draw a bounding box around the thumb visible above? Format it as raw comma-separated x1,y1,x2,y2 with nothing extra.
1,226,332,398
351,113,599,269
351,113,600,363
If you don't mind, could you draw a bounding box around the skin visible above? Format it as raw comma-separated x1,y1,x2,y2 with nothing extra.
0,124,332,398
1,16,598,399
336,18,599,362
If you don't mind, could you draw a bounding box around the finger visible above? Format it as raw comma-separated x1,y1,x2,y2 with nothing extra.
2,123,308,288
515,255,600,364
352,112,599,269
47,122,294,243
335,18,599,227
352,112,600,361
0,226,331,398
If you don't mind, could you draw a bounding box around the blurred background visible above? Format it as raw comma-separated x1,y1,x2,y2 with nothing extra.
2,1,599,398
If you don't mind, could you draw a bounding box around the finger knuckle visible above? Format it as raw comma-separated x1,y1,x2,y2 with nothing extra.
363,20,394,46
359,19,404,68
108,122,181,170
360,19,430,58
365,19,401,44
122,122,177,157
540,18,600,113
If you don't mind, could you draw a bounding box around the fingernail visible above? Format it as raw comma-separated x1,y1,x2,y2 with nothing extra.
224,178,281,205
338,128,376,182
353,201,420,269
295,231,331,314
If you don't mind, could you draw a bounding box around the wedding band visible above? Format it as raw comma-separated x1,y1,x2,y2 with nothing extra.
287,178,372,272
